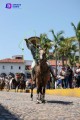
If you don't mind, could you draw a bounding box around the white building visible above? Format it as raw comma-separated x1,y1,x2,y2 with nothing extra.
0,55,32,78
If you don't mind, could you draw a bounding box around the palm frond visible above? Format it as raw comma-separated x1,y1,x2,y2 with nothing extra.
77,21,80,30
71,22,77,33
68,36,77,41
50,29,57,40
57,31,64,37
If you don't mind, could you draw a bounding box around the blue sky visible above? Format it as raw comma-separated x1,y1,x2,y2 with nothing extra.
0,0,80,60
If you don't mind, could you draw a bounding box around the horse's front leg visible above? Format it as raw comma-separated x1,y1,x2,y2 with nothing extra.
36,85,43,104
9,83,12,90
16,85,19,92
36,88,40,103
7,83,10,92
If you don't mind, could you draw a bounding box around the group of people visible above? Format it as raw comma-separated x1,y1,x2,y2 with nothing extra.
56,66,80,89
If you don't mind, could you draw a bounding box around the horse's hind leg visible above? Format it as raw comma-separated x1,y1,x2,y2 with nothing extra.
31,84,33,101
41,87,45,103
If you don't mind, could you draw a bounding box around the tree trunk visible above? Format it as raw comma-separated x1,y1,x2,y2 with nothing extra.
55,48,57,76
65,57,68,65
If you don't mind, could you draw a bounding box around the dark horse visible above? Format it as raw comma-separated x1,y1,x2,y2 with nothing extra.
9,75,26,92
31,49,50,103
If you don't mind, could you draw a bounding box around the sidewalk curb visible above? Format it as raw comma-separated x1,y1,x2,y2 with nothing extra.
33,88,80,97
2,88,80,97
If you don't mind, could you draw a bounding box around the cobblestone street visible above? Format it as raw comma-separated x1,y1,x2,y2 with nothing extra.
0,91,80,120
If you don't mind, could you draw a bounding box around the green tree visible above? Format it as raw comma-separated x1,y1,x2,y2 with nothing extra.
58,37,78,67
50,30,64,75
39,33,52,59
71,21,80,63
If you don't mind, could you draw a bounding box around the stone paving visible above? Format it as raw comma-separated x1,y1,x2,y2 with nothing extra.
0,91,80,120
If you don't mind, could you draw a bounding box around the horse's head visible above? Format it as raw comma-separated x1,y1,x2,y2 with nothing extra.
39,48,46,60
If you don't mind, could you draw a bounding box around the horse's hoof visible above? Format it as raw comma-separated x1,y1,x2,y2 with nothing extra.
31,98,33,101
42,100,45,104
36,100,39,104
36,100,41,104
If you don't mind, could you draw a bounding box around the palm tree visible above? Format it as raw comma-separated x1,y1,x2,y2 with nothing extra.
58,37,78,67
39,34,52,58
71,21,80,63
58,38,67,66
50,30,64,75
40,34,52,49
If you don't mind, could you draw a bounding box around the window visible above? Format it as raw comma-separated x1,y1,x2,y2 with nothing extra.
2,66,5,69
19,66,21,70
11,66,13,69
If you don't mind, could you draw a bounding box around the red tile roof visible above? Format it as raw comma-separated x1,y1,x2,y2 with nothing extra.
49,60,56,66
48,60,65,66
0,58,67,66
0,58,24,63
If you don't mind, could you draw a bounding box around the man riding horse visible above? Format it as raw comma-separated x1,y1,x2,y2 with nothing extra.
25,36,55,84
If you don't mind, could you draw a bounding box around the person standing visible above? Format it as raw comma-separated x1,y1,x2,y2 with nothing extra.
60,67,66,88
76,66,80,87
65,65,73,88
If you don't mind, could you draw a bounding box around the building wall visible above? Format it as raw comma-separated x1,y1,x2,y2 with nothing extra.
25,60,32,65
0,63,25,75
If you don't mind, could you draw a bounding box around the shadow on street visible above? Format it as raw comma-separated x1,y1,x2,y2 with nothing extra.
0,104,20,120
47,100,73,105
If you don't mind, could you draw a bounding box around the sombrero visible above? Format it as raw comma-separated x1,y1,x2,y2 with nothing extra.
25,36,40,45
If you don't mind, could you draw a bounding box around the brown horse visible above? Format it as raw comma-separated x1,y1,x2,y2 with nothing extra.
31,49,50,103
